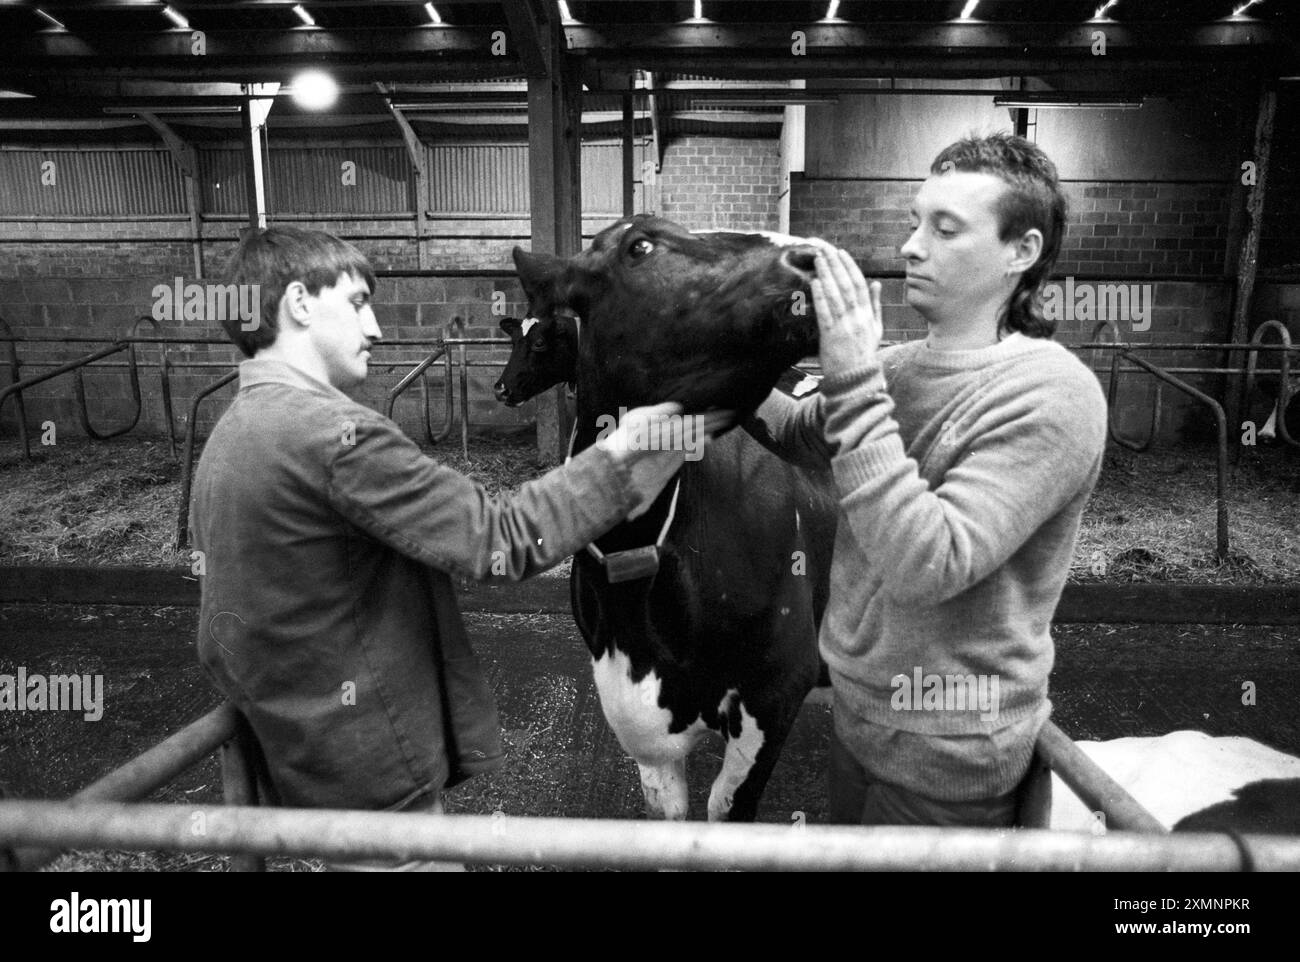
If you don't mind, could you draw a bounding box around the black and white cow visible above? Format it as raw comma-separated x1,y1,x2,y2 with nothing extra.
505,215,1300,837
493,313,579,407
509,215,836,821
1052,731,1300,834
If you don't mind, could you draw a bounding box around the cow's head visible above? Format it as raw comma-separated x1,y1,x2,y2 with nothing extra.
493,314,579,407
511,215,820,416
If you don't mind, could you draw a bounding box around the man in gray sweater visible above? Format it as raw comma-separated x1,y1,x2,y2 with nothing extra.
747,133,1108,827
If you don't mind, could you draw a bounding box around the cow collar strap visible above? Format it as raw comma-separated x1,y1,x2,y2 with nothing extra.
566,421,681,583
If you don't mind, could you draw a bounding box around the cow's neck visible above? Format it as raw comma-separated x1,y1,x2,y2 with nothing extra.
572,390,683,557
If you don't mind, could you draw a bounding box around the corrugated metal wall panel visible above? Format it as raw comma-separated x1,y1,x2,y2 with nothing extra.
271,146,411,214
198,146,410,215
0,141,645,219
198,147,246,215
583,142,623,215
427,143,530,214
422,141,638,216
0,149,186,216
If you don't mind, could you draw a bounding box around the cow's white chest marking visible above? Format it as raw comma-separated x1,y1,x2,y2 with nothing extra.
591,650,765,821
591,647,708,765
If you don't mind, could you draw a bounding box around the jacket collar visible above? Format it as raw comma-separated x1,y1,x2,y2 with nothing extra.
238,357,352,402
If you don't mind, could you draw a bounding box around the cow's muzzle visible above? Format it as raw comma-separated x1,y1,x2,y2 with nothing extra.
493,380,520,407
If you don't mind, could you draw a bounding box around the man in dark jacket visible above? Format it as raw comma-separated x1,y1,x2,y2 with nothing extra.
191,227,718,869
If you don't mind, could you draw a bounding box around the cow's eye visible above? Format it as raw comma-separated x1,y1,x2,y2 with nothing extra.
628,238,654,260
529,339,550,353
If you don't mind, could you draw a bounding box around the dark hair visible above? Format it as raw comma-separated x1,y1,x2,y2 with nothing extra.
929,132,1067,339
223,227,376,357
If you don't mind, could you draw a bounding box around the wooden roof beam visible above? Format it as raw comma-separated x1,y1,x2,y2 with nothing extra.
5,25,496,61
501,0,554,79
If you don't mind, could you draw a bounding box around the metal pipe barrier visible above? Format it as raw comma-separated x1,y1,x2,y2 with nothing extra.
1122,351,1231,560
1242,320,1297,448
159,353,180,460
3,801,1297,872
0,334,498,347
1033,722,1167,834
0,315,29,456
384,345,454,445
0,318,178,461
0,343,126,460
73,316,170,444
174,370,239,551
0,326,511,464
1090,322,1161,453
1089,322,1231,560
1,327,1287,491
5,708,1297,872
6,704,240,872
454,317,471,461
0,334,1289,353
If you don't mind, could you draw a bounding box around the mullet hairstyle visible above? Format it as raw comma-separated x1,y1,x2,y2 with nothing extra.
930,132,1067,339
223,227,377,357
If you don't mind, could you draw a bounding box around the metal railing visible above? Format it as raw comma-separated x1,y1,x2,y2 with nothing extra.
1242,320,1297,448
2,710,1295,872
0,316,181,460
173,370,238,551
0,315,30,456
1088,322,1237,559
382,319,462,449
1,703,250,872
0,323,512,462
5,321,1297,564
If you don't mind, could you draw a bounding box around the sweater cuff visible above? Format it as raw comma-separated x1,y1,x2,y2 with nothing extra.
568,442,637,520
820,355,887,398
831,432,908,496
820,355,897,455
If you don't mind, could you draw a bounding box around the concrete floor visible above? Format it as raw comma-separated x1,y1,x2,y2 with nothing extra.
3,604,1298,830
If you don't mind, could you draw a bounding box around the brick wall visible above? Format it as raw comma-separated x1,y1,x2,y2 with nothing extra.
1255,283,1300,337
791,176,1253,444
0,134,779,445
4,137,1284,449
792,180,1232,278
656,138,781,232
0,269,534,442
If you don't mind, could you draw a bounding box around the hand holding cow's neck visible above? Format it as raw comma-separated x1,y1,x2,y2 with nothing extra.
596,402,689,521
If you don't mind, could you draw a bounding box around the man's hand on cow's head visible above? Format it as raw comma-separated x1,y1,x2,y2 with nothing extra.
598,402,734,520
808,241,883,379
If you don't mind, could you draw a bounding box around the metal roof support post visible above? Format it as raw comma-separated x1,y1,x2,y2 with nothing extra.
379,85,429,271
515,0,581,464
1225,83,1276,446
622,89,635,218
138,111,204,278
240,84,277,231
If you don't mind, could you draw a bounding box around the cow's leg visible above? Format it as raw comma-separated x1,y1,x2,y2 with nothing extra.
707,710,764,821
637,758,690,820
707,692,778,822
591,648,704,820
708,689,808,823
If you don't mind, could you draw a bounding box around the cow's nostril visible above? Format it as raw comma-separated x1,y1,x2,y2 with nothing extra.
781,247,818,277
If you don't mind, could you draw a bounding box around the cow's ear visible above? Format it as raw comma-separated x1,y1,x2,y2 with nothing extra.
499,317,523,341
512,248,563,299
